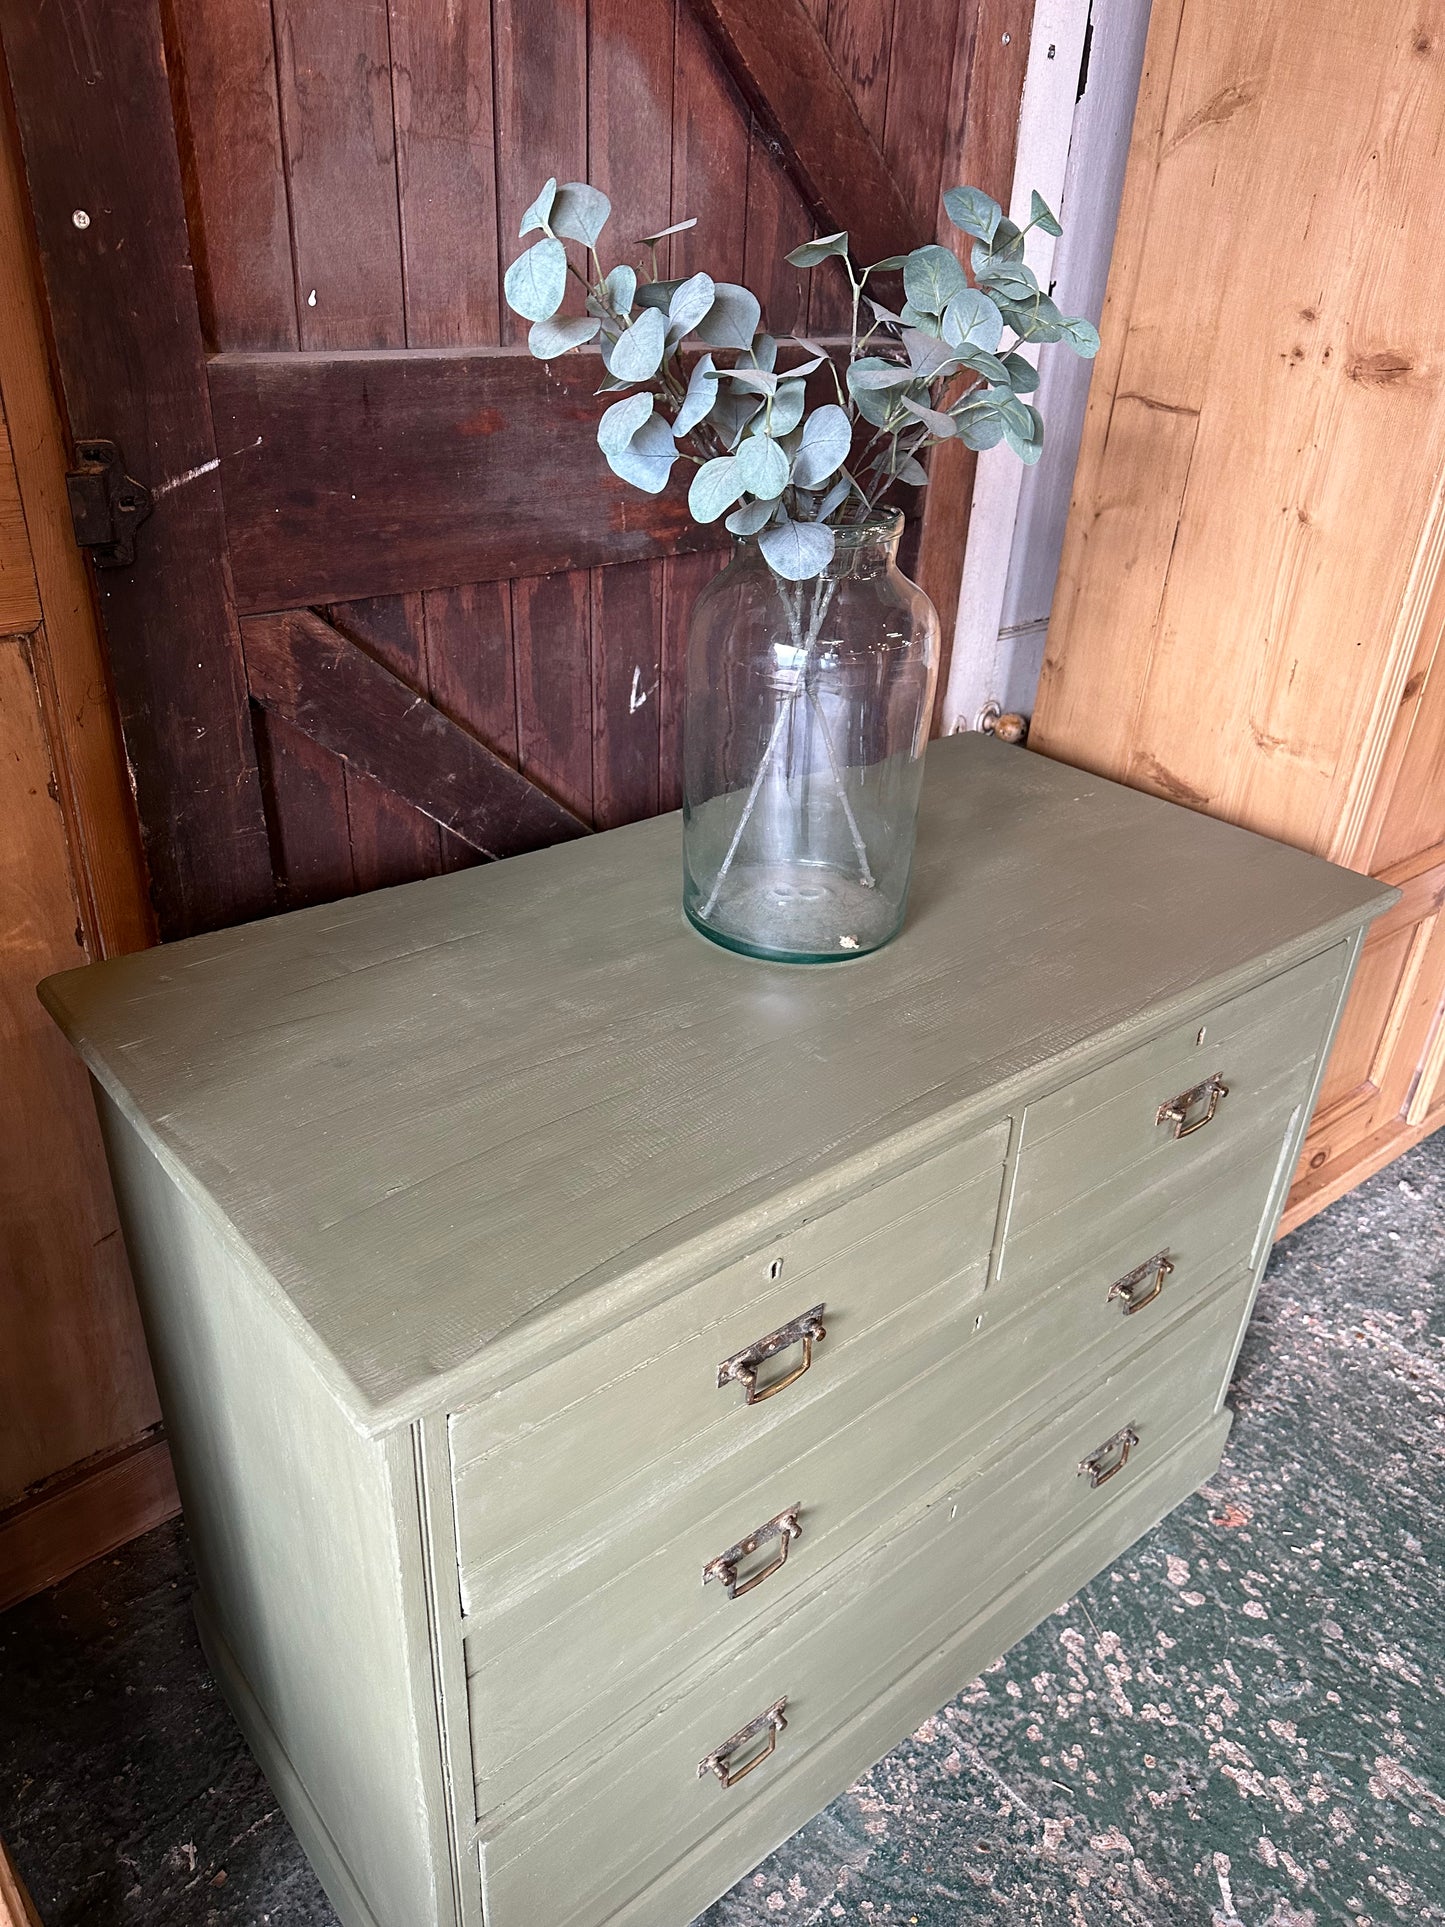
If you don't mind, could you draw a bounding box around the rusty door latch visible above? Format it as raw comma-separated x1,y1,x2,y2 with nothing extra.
65,439,153,566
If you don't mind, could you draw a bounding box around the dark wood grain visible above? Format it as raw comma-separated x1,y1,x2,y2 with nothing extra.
271,0,406,350
242,607,587,857
591,561,663,829
659,548,724,809
686,0,925,262
389,0,502,347
916,0,1034,722
164,0,297,351
671,1,752,283
492,0,587,347
0,0,275,938
252,706,358,909
208,349,731,611
512,570,595,823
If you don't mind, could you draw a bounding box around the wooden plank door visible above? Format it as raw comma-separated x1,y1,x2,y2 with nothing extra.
0,0,1030,942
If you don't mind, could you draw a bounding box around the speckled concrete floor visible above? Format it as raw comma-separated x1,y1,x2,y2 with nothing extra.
2,1136,1441,1927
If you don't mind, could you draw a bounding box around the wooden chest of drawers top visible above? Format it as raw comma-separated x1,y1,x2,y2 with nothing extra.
39,735,1391,1430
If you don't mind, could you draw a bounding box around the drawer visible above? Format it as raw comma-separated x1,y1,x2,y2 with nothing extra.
999,1095,1304,1311
1002,941,1345,1268
450,1122,1008,1610
462,1116,1275,1807
476,1273,1249,1927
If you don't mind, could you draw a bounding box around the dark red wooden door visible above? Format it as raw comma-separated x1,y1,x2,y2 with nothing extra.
1,0,1029,939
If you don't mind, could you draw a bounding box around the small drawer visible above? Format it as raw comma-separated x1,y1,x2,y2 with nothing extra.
449,1123,1008,1610
1002,943,1346,1268
476,1276,1250,1927
1000,1097,1303,1310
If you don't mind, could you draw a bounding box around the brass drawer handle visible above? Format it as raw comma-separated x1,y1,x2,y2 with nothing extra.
1107,1252,1174,1316
1079,1424,1140,1488
697,1697,788,1789
703,1504,802,1600
1156,1072,1228,1138
717,1305,826,1406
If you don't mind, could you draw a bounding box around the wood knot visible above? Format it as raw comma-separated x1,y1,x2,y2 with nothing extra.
1347,350,1413,385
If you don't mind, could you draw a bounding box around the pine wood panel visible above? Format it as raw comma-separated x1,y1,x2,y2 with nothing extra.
0,395,38,632
1031,0,1445,1223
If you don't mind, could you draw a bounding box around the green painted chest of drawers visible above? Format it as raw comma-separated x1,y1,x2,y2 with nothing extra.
41,737,1394,1927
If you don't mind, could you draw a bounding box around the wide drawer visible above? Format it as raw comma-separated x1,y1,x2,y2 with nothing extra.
462,1111,1278,1807
1001,941,1346,1269
450,1122,1008,1611
475,1273,1250,1927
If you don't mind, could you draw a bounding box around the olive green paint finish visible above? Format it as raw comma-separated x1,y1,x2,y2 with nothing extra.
41,738,1395,1927
39,736,1391,1430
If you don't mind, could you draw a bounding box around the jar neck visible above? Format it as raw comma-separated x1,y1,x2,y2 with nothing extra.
738,511,904,582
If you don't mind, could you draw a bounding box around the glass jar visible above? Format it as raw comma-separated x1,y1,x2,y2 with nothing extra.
682,510,940,963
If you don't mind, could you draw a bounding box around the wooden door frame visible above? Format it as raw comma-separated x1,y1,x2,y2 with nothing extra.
1,0,1032,940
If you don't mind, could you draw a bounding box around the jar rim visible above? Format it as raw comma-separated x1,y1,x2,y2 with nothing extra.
827,508,905,547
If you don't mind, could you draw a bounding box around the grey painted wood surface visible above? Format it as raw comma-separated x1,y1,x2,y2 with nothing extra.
40,736,1392,1430
42,739,1396,1927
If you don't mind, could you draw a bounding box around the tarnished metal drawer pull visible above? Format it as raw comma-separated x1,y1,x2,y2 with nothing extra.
1079,1424,1140,1488
703,1505,802,1600
1107,1252,1174,1316
717,1305,826,1406
1156,1072,1228,1138
697,1697,788,1789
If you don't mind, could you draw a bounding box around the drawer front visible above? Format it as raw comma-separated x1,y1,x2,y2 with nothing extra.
475,1275,1249,1927
462,1106,1280,1807
450,1123,1008,1610
1002,942,1345,1267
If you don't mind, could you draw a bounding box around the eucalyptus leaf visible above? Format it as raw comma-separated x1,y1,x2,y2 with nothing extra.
955,345,1011,386
890,454,929,486
696,282,761,350
503,236,567,322
1001,351,1039,392
897,395,956,438
943,185,1002,243
953,403,1007,451
1061,315,1101,357
847,357,905,426
1003,292,1065,343
673,353,718,438
601,264,637,315
607,305,666,382
551,182,611,246
635,217,698,245
903,245,967,315
901,328,959,379
848,362,916,391
726,497,776,535
759,517,835,581
1002,401,1044,464
867,297,904,327
815,474,851,520
976,258,1038,302
745,333,778,372
1029,189,1063,238
865,253,911,273
899,303,942,335
941,286,1004,353
790,335,831,360
689,455,747,523
666,271,716,343
790,404,852,488
528,314,602,359
771,379,807,438
984,385,1033,437
735,432,790,500
776,353,826,381
785,231,849,268
607,413,678,492
635,279,681,313
713,389,763,450
719,367,779,398
971,219,1024,268
519,178,558,237
597,390,653,457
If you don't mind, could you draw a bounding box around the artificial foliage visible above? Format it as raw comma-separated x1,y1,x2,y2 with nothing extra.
504,180,1099,580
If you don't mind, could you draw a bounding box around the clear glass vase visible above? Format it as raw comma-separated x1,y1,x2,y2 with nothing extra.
682,510,940,963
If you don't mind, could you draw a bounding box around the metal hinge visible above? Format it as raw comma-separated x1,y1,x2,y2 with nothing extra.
65,438,153,566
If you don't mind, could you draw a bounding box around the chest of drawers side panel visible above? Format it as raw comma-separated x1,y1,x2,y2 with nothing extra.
93,1087,458,1927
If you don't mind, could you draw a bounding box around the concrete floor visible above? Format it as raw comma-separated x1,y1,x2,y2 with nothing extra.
2,1135,1441,1927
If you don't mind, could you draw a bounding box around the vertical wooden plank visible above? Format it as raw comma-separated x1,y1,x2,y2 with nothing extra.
671,1,751,280
0,0,275,937
591,562,662,829
829,0,897,146
164,0,298,350
743,123,811,337
659,548,724,810
389,0,502,346
272,0,406,348
513,571,593,822
587,0,676,240
423,581,515,870
880,0,955,228
252,706,358,909
492,0,588,345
